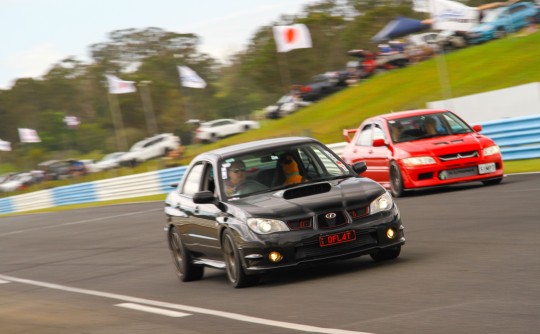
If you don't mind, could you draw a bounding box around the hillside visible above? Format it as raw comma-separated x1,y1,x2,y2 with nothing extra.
190,31,540,157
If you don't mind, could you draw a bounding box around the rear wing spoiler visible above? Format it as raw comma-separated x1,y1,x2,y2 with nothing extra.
342,129,357,143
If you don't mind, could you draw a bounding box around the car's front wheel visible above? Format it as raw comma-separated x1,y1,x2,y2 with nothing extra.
168,226,204,282
494,28,507,39
370,245,401,262
222,229,259,288
390,161,405,197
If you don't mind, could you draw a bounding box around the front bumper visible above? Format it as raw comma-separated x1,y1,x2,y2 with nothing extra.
237,209,405,273
399,155,503,189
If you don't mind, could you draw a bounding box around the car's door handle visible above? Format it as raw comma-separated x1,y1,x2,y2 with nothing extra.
368,149,373,154
194,206,200,214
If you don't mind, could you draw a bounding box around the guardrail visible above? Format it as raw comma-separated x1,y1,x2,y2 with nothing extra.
1,115,538,215
477,114,540,161
0,166,187,215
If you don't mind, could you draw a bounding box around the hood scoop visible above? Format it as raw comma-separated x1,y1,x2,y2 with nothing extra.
281,182,331,200
451,139,464,143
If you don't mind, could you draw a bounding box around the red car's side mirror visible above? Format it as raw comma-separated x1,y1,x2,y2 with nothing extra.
372,138,386,147
472,124,482,132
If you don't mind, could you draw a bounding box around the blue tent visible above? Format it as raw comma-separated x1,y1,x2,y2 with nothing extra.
371,16,430,42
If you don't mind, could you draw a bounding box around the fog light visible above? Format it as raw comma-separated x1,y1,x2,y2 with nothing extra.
439,171,447,180
268,251,283,263
386,228,396,239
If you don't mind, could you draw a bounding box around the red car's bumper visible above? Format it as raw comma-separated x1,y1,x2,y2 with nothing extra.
398,154,503,189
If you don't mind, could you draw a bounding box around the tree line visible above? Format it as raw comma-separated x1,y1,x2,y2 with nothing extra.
0,0,494,172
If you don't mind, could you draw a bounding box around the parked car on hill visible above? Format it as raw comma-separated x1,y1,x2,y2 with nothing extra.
120,133,181,167
38,160,72,180
195,119,259,143
341,109,504,197
164,136,405,287
466,2,538,44
93,152,126,171
264,94,312,119
0,172,37,193
293,72,348,102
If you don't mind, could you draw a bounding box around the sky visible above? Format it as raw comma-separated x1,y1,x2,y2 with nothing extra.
0,0,316,89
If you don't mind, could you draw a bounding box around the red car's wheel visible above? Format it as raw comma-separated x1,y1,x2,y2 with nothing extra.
390,161,405,198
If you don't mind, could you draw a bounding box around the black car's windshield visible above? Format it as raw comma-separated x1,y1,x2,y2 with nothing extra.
219,143,352,200
389,111,473,143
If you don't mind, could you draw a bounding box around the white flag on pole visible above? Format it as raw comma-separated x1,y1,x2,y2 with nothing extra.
105,75,137,94
0,139,11,151
430,0,479,31
178,66,207,89
18,128,41,143
272,24,312,53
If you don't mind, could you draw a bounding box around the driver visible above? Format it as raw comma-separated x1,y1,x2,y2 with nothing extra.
224,160,266,197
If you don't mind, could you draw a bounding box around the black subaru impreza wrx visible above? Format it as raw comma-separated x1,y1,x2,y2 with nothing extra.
165,137,405,288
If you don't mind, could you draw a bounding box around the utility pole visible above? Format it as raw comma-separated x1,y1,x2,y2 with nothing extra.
138,81,159,136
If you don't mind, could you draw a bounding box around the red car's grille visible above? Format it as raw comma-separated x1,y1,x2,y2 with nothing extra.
438,150,479,161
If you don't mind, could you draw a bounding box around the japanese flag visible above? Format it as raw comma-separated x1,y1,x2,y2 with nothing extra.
105,75,137,94
273,24,312,53
18,128,41,143
0,139,11,151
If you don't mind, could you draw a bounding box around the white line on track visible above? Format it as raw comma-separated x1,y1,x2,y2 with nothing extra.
0,274,373,334
116,303,191,317
0,209,162,237
0,279,10,284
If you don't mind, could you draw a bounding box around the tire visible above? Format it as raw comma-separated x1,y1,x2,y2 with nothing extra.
370,245,401,262
482,177,503,186
168,226,204,282
494,28,507,39
390,161,405,198
222,229,259,288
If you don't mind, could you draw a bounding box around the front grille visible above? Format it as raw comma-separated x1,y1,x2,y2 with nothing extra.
317,211,348,229
439,150,478,161
286,218,313,231
296,232,377,259
348,207,369,221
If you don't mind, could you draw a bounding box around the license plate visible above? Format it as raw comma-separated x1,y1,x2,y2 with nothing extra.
478,163,496,174
319,230,356,247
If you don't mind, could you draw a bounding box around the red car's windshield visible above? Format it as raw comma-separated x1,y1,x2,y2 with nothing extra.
389,112,473,143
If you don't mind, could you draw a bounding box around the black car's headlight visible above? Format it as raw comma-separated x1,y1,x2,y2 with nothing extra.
369,192,394,214
247,218,290,234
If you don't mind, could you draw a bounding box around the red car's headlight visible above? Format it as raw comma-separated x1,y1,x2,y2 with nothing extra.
402,156,436,167
483,145,500,156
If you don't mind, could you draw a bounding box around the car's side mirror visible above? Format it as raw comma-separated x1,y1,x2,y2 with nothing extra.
472,124,482,132
193,190,216,204
372,138,386,147
352,161,367,175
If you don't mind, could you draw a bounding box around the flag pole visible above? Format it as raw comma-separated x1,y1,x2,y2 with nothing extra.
276,52,292,93
138,81,159,136
107,93,128,152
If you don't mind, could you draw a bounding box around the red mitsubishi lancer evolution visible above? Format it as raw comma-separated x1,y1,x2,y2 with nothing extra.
341,109,504,197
